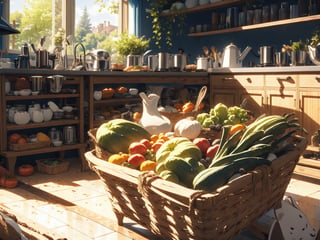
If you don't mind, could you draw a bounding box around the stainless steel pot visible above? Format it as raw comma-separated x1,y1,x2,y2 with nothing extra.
197,57,209,71
290,50,307,66
275,52,289,66
147,55,158,71
30,75,44,92
47,75,65,93
157,52,172,71
173,53,188,71
126,55,143,67
260,46,274,66
63,126,77,144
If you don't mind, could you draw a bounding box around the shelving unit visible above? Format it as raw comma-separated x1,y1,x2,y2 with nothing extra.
161,0,320,37
161,0,243,16
87,73,209,130
0,73,87,175
188,15,320,37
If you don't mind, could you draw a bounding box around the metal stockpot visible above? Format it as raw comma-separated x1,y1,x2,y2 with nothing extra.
275,52,289,66
30,75,45,92
147,55,158,71
173,53,188,71
157,52,173,71
47,75,65,93
126,55,143,67
63,126,77,144
260,46,274,66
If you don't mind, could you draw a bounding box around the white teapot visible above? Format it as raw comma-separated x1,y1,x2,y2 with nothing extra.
14,111,31,125
42,108,53,121
31,109,44,123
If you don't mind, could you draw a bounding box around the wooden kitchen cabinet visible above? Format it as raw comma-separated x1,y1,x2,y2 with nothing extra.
87,73,209,130
0,72,87,175
298,74,320,140
210,74,265,116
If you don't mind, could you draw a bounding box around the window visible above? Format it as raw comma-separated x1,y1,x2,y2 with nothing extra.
5,0,130,54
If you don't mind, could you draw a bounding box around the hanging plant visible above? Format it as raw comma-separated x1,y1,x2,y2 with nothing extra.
146,0,186,49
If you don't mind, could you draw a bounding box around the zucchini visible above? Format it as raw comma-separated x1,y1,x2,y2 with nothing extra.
193,157,270,192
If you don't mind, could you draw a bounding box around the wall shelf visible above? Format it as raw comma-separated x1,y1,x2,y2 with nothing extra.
188,15,320,37
161,0,243,16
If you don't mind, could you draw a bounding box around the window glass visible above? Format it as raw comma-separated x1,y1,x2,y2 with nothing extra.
9,0,122,54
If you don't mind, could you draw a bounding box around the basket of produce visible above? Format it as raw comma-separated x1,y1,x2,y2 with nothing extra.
160,86,208,127
85,113,307,240
8,132,51,151
36,159,69,175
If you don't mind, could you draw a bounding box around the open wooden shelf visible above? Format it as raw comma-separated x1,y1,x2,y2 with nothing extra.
188,15,320,37
161,0,243,16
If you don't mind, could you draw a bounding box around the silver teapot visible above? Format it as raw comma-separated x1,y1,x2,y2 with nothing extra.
221,43,252,68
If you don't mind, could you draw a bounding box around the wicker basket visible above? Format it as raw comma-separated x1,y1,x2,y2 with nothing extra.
36,159,69,175
160,111,199,128
9,141,51,151
85,135,306,240
87,128,111,160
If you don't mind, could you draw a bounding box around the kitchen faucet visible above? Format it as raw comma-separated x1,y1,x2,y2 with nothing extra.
72,42,86,71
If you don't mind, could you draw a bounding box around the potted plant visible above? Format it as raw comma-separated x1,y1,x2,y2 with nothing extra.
146,0,186,49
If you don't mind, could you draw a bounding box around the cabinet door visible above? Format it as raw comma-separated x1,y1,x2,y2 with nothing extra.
211,88,238,107
299,90,320,141
266,89,297,116
239,89,265,118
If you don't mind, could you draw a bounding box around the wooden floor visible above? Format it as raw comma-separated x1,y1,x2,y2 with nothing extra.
0,157,319,239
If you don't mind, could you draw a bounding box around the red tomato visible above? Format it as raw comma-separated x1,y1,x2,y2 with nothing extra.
18,164,34,176
129,142,147,155
151,141,163,153
139,139,152,149
193,138,211,154
127,154,146,169
206,144,220,160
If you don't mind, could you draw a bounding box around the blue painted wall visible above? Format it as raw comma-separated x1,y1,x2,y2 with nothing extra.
140,1,320,66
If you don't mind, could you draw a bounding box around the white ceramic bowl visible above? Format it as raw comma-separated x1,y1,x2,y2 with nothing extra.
52,140,63,147
31,91,39,96
19,89,32,96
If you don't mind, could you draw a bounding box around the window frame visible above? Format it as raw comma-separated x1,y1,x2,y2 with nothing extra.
3,0,129,53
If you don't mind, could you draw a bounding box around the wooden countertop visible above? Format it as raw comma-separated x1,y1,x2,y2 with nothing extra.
0,65,319,76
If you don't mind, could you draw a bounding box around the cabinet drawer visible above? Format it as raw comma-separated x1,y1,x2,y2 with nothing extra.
211,74,263,88
265,74,297,88
299,74,320,88
233,74,264,88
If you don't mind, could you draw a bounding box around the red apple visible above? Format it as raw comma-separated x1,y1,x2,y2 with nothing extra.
127,154,146,169
140,138,152,149
193,138,210,153
129,142,147,155
206,144,220,159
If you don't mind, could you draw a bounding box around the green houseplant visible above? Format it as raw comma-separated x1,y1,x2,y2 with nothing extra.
115,33,150,57
146,0,185,49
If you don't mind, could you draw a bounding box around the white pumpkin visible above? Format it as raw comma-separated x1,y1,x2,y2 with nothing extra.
174,118,202,139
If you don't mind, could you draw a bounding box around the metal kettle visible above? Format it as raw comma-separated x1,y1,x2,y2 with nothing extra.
31,36,49,68
221,43,252,68
88,49,110,71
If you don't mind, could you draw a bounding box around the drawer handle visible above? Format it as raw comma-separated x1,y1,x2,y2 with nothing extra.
222,77,236,81
316,77,320,82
